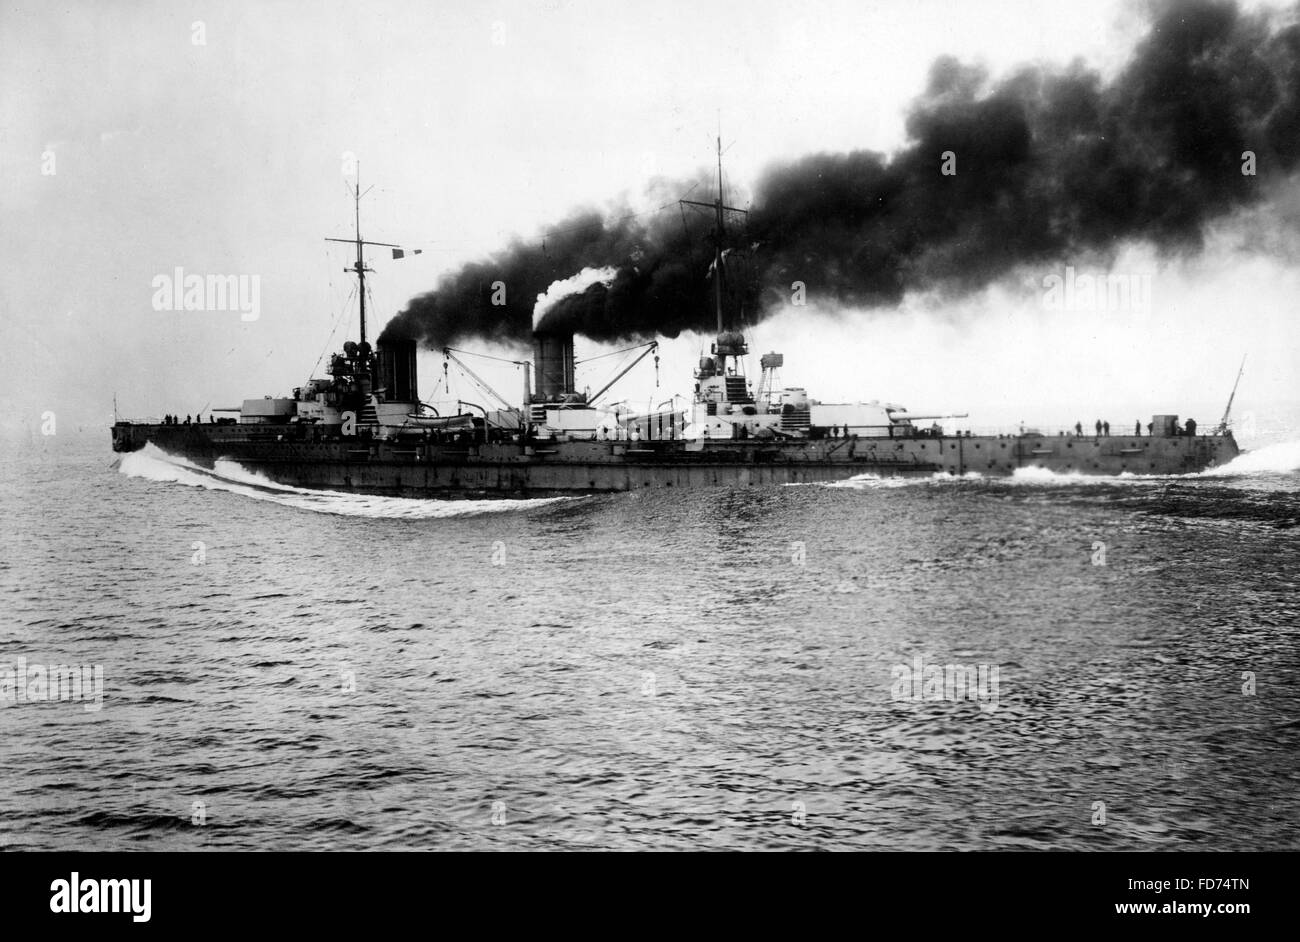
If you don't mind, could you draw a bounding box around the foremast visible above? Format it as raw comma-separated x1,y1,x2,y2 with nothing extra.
324,166,401,425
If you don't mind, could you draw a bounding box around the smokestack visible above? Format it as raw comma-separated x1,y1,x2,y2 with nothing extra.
532,332,575,401
528,268,613,401
376,338,419,403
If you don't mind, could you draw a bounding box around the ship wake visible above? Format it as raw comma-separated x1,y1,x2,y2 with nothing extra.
116,444,578,518
814,441,1300,491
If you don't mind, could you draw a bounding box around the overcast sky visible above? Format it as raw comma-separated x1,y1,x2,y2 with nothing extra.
3,0,1297,438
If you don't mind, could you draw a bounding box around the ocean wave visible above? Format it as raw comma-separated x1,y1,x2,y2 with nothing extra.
117,444,577,518
1197,440,1300,477
810,442,1300,490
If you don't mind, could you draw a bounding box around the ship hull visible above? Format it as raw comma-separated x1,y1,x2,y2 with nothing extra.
111,424,1240,496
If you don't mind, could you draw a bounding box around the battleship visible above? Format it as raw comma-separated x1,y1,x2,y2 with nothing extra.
112,154,1243,494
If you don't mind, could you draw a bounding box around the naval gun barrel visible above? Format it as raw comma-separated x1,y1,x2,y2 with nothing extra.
890,413,969,421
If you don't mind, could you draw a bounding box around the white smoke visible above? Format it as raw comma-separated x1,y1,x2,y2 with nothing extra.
532,266,618,331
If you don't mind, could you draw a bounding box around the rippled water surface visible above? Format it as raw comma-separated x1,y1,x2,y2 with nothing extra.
1,435,1298,850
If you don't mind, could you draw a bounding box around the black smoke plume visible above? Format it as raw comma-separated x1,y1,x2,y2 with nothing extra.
381,0,1300,350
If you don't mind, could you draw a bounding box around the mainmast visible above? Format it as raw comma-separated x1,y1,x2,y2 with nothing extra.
713,134,726,334
681,132,747,337
681,130,754,410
